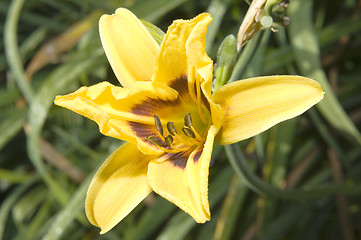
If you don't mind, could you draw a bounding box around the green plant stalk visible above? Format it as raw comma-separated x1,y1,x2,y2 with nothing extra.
4,0,35,103
214,174,248,240
131,0,188,23
288,0,361,146
42,172,94,240
228,32,262,83
225,143,361,200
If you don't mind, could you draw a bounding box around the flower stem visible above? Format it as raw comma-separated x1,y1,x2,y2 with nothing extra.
228,32,262,83
225,143,361,201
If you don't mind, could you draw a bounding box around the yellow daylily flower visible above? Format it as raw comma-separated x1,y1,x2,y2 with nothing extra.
54,8,324,234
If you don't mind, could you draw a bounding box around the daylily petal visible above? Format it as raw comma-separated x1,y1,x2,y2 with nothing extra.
212,75,324,145
147,126,218,222
54,81,202,155
55,82,176,154
100,8,159,87
86,142,153,234
55,82,133,141
154,13,212,90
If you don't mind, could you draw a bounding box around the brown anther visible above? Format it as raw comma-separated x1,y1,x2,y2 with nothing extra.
184,113,193,127
167,121,177,136
182,126,196,138
164,135,174,146
146,135,162,146
154,114,163,136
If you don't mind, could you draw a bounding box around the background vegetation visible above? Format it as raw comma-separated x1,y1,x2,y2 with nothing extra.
1,0,361,239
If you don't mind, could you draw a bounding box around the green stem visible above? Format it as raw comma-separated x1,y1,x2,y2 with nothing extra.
225,143,361,200
4,0,35,103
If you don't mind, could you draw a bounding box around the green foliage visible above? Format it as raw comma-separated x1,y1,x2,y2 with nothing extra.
1,0,361,239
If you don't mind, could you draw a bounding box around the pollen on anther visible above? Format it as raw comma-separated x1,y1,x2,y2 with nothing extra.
164,135,174,146
146,135,162,146
184,113,193,127
182,126,196,138
154,114,163,136
167,121,177,136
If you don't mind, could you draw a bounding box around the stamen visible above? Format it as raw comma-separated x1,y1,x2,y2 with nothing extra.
173,131,196,146
164,135,173,146
195,71,207,123
189,66,197,101
190,126,204,142
166,121,177,136
166,121,194,146
182,126,196,138
147,113,206,154
184,113,193,127
146,135,187,153
146,135,162,146
154,114,163,136
184,113,204,142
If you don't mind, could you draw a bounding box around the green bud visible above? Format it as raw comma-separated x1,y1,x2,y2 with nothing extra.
261,16,273,28
214,34,238,91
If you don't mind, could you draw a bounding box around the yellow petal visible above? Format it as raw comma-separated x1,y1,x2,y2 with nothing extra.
147,126,218,222
54,81,203,155
212,75,324,145
55,82,132,140
55,81,174,154
86,143,154,234
154,13,212,89
99,8,159,87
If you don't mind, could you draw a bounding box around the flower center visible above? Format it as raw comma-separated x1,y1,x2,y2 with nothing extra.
146,113,206,153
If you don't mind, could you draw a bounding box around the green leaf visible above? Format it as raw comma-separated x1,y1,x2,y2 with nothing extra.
4,0,34,103
0,108,26,150
42,172,93,240
288,0,361,146
131,0,188,23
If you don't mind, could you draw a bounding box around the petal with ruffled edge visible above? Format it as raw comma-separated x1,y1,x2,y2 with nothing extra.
153,13,213,96
86,142,154,234
54,80,204,155
147,125,218,222
212,75,324,145
100,8,159,87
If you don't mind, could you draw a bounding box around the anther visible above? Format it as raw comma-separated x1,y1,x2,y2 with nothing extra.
184,113,193,127
154,114,163,136
164,135,174,146
182,126,196,138
146,135,162,146
167,121,177,136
